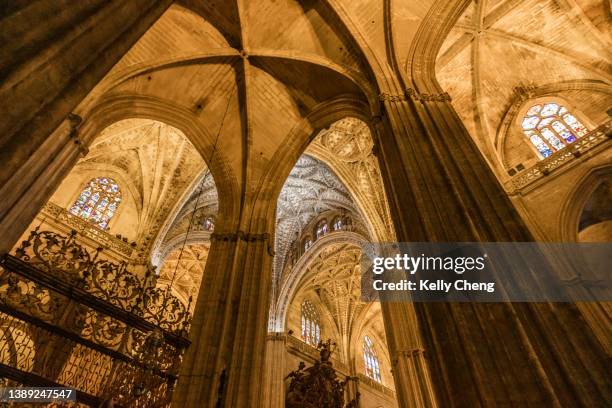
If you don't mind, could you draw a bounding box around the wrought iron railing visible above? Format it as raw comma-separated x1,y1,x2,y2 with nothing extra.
13,228,191,334
505,121,611,192
0,228,193,407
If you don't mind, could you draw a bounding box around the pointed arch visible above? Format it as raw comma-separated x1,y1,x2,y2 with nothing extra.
519,100,590,159
495,80,612,166
363,334,382,383
301,299,321,346
560,165,612,242
272,231,367,332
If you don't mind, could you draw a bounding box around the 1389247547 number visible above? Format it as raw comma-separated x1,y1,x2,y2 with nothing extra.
0,387,77,402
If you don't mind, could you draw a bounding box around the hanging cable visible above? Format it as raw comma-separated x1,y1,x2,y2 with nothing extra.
167,84,235,292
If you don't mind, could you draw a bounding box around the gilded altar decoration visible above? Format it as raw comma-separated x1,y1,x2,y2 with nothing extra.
285,340,359,408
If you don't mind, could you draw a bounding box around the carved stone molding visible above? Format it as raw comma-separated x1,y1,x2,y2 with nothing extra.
503,121,611,192
211,231,275,256
210,231,238,241
356,374,396,397
393,348,426,361
210,231,270,242
378,93,407,102
418,92,452,103
406,88,452,103
512,85,538,103
379,90,452,104
267,332,287,342
41,202,135,257
391,348,428,376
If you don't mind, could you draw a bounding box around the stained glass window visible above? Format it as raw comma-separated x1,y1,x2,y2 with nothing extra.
69,177,121,230
364,335,381,383
304,239,313,252
333,217,343,231
203,217,215,231
521,102,588,159
316,220,329,239
301,300,321,346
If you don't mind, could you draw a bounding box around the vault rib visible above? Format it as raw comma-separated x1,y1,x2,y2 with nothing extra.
236,57,251,221
486,28,612,81
437,32,475,69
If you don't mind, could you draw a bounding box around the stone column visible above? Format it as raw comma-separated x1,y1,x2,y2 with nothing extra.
380,302,437,408
575,299,612,355
0,116,84,254
345,376,360,406
173,230,274,408
262,332,287,408
371,88,611,406
0,0,172,254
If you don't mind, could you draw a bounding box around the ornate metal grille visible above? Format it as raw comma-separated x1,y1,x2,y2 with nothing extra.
0,228,193,407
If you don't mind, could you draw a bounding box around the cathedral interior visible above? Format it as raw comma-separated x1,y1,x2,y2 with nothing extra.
0,0,610,407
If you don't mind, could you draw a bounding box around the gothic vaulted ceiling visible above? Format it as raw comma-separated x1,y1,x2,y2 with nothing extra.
275,155,361,283
71,0,610,211
78,1,380,223
303,243,364,340
288,240,390,371
436,0,612,171
153,171,218,260
158,243,210,309
306,118,394,241
274,117,394,281
151,172,218,308
66,119,205,255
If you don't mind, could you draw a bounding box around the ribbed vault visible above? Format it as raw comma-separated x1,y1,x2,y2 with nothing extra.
158,243,210,310
275,155,361,282
306,117,394,241
303,242,364,340
51,118,206,256
76,2,376,226
436,0,612,173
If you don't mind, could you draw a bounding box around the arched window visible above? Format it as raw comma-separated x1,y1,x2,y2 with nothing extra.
301,300,321,346
69,177,121,229
316,220,329,239
203,217,215,231
304,238,313,252
333,217,343,231
363,335,381,383
521,102,588,159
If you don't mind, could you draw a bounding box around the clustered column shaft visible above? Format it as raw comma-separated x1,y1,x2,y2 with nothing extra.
372,90,610,406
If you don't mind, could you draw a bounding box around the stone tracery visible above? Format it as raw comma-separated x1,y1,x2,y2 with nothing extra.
307,118,395,242
436,0,612,176
269,122,397,402
0,1,610,407
157,243,210,310
268,122,396,402
62,119,206,257
300,243,364,341
152,171,218,263
274,155,362,283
